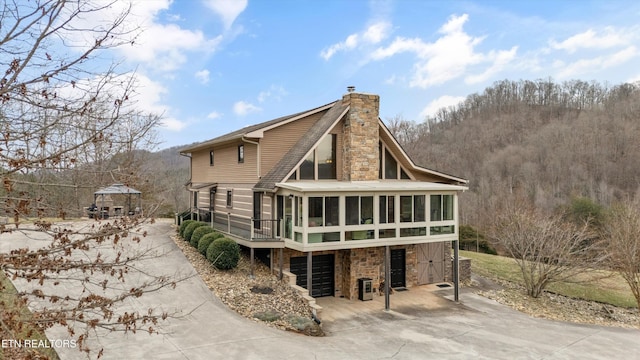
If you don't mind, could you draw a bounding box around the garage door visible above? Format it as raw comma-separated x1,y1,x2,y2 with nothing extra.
290,254,334,297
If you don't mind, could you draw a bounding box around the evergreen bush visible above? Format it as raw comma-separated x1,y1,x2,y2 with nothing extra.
190,226,215,247
184,222,207,243
179,219,195,237
206,238,240,270
197,232,225,255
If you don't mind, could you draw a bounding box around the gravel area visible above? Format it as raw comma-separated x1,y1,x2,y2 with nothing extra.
171,233,322,335
173,228,638,334
474,277,639,329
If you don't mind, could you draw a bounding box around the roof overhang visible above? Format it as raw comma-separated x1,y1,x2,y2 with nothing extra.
94,183,141,195
275,181,468,193
188,182,218,191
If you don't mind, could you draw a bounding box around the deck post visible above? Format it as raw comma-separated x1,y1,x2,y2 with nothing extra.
250,247,255,277
227,212,231,234
385,245,390,311
307,251,312,297
454,239,459,302
279,248,283,280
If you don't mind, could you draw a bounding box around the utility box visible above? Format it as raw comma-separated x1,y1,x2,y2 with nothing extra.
358,278,373,301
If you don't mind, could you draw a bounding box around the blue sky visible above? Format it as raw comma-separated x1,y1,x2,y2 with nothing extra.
97,0,640,149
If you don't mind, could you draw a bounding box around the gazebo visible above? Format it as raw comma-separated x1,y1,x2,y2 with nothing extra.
92,183,142,218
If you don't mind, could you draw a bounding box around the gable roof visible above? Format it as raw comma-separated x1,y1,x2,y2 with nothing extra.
253,101,349,191
179,102,337,153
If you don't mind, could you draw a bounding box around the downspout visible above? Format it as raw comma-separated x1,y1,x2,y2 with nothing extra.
242,136,261,179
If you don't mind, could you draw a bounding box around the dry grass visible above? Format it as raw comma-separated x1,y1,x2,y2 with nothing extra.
462,250,637,308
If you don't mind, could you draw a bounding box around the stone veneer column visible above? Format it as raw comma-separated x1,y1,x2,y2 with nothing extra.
341,92,380,181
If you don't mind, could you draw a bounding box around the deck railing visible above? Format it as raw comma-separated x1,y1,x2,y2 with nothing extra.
250,218,281,240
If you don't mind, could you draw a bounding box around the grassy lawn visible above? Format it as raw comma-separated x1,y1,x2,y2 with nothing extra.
0,271,60,360
461,250,638,309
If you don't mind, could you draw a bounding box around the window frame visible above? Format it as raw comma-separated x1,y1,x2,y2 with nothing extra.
237,144,244,163
226,190,233,208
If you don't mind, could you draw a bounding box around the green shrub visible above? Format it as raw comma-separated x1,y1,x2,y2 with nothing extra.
179,219,196,237
190,226,214,247
198,232,225,255
206,238,240,270
184,222,207,242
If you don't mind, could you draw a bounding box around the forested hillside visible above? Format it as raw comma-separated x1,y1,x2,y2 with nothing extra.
388,79,640,226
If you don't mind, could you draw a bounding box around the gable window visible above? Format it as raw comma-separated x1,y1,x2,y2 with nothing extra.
209,150,214,166
379,142,408,179
317,134,336,179
226,190,233,208
238,145,244,163
300,153,314,180
296,134,336,180
385,148,398,179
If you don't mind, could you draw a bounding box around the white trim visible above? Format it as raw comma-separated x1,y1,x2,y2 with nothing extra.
378,118,468,184
276,181,468,192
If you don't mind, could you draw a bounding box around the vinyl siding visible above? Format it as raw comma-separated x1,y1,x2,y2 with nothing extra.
191,141,258,184
260,110,327,177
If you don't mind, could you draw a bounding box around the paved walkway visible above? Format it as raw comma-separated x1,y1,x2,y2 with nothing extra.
2,219,639,359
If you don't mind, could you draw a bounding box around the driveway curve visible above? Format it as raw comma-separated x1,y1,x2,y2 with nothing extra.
22,219,639,359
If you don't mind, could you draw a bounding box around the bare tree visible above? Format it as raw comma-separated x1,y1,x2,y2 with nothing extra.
488,201,605,298
604,200,640,310
0,1,181,358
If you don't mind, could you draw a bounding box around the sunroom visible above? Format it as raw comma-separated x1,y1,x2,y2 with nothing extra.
274,181,467,251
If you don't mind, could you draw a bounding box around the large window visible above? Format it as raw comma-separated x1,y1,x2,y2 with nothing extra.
400,195,425,222
384,148,398,179
296,134,336,180
317,135,336,179
308,196,339,227
300,153,314,180
379,195,395,224
345,196,373,225
430,194,454,221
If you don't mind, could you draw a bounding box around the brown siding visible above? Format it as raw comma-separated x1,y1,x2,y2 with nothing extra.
260,110,328,176
191,141,258,184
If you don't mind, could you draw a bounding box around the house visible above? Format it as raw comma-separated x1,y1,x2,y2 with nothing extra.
180,89,468,301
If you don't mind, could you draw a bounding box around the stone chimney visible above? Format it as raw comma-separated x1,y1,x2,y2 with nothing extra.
341,88,380,181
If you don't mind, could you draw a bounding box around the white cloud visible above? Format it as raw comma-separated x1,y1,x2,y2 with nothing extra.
203,0,248,30
195,69,210,84
207,111,222,119
161,117,187,131
556,46,638,78
258,85,288,103
550,28,629,53
321,21,391,60
369,14,515,88
233,101,261,116
465,46,518,84
419,95,466,119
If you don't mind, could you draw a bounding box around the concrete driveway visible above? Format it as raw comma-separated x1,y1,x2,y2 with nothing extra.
3,219,638,359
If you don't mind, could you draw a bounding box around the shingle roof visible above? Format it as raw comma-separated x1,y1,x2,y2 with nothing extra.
253,101,349,191
179,102,337,153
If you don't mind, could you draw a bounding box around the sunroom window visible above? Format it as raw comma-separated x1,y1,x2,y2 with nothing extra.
430,194,454,221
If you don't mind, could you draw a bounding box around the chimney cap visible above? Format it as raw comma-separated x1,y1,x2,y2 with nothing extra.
347,86,355,93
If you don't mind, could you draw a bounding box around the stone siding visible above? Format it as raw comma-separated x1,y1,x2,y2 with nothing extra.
341,92,380,181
